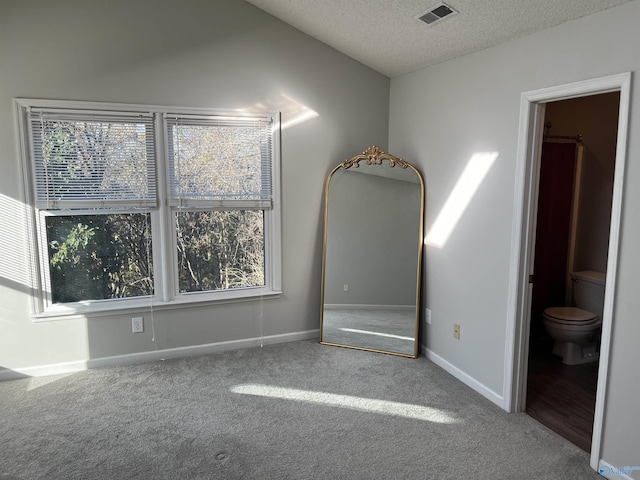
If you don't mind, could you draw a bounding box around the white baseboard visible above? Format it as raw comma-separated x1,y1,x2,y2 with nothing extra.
0,329,319,381
420,344,504,408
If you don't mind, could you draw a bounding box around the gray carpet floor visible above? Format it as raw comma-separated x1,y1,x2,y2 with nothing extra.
0,340,601,480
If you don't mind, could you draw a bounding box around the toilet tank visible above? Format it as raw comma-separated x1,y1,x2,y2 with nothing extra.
571,271,606,318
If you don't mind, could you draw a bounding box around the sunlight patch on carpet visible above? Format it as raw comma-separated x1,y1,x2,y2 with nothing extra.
27,373,74,391
231,384,458,423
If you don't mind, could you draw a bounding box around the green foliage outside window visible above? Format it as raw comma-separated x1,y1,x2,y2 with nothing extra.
46,214,153,303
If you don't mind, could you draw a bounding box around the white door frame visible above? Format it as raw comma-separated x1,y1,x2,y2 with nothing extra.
503,72,631,471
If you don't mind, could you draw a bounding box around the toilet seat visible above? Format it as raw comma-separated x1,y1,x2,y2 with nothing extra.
544,319,602,332
543,306,598,325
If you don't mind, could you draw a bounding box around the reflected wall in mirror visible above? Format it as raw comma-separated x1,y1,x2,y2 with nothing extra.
320,146,424,357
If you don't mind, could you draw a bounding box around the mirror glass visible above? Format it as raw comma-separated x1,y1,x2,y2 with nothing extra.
320,146,424,357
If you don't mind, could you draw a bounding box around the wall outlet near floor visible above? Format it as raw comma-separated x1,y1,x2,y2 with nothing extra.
453,323,460,340
132,317,144,333
425,308,432,325
343,284,349,292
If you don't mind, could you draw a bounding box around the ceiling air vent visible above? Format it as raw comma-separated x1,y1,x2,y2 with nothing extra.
417,2,458,26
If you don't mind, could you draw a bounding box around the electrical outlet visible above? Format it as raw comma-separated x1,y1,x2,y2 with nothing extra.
453,323,460,340
132,317,144,333
343,284,349,292
425,308,432,325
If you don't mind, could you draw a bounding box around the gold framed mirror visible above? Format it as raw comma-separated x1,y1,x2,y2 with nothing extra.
319,146,425,357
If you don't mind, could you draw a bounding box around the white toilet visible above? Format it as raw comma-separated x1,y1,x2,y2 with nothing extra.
542,271,605,365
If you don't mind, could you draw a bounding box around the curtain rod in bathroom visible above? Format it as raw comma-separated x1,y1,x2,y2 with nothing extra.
543,122,583,143
543,133,583,143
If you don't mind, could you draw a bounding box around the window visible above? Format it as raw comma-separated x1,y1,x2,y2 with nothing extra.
16,99,281,317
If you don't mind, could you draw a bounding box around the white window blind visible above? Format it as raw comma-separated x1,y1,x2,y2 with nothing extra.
28,110,157,209
166,115,273,209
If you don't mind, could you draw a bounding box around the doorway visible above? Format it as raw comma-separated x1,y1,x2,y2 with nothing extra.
505,73,631,472
525,92,619,453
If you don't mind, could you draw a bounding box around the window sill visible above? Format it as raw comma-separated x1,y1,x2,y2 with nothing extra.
31,288,282,322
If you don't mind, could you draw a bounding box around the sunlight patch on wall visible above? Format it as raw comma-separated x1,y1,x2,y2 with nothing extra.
0,194,33,292
246,94,319,130
231,384,458,423
425,152,498,248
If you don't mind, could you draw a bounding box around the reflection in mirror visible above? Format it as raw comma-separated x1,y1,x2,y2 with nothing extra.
320,146,424,357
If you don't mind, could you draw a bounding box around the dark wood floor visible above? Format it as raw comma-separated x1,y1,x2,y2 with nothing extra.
526,339,598,452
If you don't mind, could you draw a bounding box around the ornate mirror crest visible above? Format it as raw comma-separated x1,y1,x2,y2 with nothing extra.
339,145,410,169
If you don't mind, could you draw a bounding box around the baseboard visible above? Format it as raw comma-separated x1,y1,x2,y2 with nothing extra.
420,344,504,408
0,329,319,381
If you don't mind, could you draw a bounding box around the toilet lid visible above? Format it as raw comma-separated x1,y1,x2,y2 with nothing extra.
544,307,596,322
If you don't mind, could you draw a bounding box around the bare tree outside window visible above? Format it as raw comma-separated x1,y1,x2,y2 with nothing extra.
169,120,269,293
176,210,264,293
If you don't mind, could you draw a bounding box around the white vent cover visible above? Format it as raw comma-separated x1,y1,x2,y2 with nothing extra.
417,2,458,26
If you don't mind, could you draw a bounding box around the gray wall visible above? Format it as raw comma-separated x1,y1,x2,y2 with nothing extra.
0,0,389,369
323,170,421,306
389,0,640,473
545,93,620,274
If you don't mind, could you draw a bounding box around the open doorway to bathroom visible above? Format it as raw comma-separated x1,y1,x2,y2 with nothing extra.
525,92,620,452
507,73,630,471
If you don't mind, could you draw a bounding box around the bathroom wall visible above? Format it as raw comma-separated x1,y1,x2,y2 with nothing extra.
544,93,620,275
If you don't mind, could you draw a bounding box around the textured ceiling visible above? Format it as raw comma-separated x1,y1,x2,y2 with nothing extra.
245,0,633,77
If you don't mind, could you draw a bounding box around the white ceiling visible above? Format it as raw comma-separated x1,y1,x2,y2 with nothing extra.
246,0,633,77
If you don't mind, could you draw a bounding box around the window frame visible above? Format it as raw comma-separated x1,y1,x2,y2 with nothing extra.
15,98,282,320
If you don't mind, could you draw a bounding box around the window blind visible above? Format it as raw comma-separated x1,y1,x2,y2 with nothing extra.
29,111,157,209
166,115,273,209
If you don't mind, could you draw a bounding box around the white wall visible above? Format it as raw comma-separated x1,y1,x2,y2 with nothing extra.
389,0,640,473
0,0,389,371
